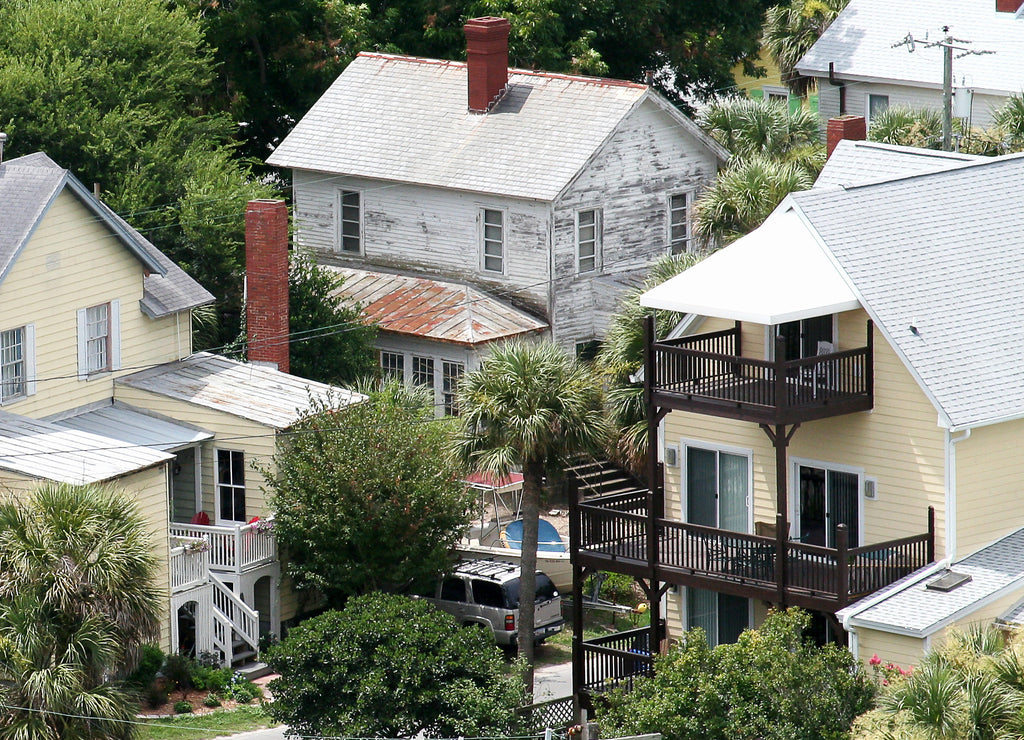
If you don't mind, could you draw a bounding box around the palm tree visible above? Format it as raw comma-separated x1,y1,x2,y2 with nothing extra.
994,93,1024,152
0,482,161,739
698,96,822,159
762,0,848,97
452,341,606,692
867,105,943,149
596,253,704,474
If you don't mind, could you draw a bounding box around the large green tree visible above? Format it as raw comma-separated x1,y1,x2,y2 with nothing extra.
0,0,276,350
265,593,527,738
266,385,472,606
599,608,874,740
762,0,848,97
0,483,162,740
452,340,606,691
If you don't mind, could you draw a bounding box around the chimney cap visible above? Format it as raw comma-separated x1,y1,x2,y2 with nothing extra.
464,16,512,31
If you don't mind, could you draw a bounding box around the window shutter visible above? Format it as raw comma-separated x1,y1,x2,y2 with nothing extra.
109,299,121,371
24,324,36,396
76,308,88,380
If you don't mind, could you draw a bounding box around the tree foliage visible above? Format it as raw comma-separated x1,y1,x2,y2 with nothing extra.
0,0,276,350
287,251,378,385
699,97,822,160
452,340,606,689
867,105,943,150
762,0,848,97
265,593,527,738
267,387,472,605
599,608,874,740
0,483,162,739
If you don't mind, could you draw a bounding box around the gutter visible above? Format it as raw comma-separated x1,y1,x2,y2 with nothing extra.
945,428,971,562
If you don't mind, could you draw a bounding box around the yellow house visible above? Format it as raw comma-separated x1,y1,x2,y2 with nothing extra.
570,138,1024,696
0,152,361,668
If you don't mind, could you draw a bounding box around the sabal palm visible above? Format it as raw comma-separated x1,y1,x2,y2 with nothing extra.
453,341,606,692
0,483,161,739
762,0,848,97
868,105,943,149
994,93,1024,152
698,96,821,160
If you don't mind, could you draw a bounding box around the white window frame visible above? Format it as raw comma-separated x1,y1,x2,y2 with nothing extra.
480,208,505,274
789,456,865,547
762,85,790,104
679,437,754,534
337,189,362,254
576,208,602,273
215,448,247,525
668,192,694,255
380,350,405,383
866,94,890,126
0,324,35,404
77,300,120,380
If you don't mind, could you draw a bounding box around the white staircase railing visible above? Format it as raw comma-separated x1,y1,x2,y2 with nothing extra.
212,606,235,666
209,571,260,664
169,517,276,574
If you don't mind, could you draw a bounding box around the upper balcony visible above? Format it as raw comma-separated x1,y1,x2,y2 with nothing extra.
170,517,277,578
648,322,873,426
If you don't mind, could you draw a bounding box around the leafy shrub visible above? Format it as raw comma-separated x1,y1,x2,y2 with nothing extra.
144,682,168,708
203,694,222,708
173,700,193,714
162,654,193,692
228,674,264,704
585,572,640,605
128,644,165,688
191,665,233,692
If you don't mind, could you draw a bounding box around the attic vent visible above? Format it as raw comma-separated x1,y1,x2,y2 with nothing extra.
926,570,972,593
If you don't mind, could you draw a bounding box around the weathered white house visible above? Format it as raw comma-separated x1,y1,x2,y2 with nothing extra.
797,0,1024,132
267,17,728,368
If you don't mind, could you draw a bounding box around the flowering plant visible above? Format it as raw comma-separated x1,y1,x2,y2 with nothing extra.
175,536,211,554
869,653,910,686
251,517,275,534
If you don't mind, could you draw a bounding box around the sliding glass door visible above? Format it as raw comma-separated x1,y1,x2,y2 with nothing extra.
797,464,859,547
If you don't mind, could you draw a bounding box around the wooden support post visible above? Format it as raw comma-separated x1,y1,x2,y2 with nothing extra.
836,523,849,609
569,475,585,706
927,505,936,562
642,313,662,661
866,320,874,401
774,336,788,412
763,421,797,607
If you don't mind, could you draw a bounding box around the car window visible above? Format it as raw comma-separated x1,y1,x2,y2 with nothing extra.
440,577,467,602
536,574,558,601
471,579,505,608
503,574,559,608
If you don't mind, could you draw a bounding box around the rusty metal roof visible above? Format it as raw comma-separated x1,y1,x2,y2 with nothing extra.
329,266,547,346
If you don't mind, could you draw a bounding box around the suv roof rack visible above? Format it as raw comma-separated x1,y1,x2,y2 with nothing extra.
453,558,518,580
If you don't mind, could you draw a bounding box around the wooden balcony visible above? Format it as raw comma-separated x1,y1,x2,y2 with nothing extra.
579,626,657,694
169,518,277,576
575,491,934,614
649,323,873,425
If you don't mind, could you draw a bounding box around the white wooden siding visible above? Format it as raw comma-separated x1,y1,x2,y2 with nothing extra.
0,192,185,418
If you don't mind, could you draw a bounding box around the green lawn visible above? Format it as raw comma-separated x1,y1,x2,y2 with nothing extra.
138,706,278,740
532,608,650,668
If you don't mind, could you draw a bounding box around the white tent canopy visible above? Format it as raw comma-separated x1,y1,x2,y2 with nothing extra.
640,208,860,325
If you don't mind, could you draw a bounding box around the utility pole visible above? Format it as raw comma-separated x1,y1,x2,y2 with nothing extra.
893,29,994,152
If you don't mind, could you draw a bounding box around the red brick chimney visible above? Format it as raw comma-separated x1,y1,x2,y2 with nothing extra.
996,0,1021,11
245,199,289,373
465,16,511,113
826,115,867,158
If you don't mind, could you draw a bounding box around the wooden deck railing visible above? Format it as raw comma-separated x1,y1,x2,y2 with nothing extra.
578,494,934,607
169,517,276,574
581,626,656,692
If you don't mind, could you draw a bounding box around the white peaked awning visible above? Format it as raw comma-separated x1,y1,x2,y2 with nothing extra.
640,209,861,325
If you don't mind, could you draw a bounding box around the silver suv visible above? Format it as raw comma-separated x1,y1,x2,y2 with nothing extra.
423,559,564,647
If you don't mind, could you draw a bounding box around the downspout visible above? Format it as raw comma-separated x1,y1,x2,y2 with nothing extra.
945,427,972,562
828,62,847,115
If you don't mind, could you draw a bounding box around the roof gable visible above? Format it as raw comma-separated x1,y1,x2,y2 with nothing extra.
268,53,719,201
796,0,1024,95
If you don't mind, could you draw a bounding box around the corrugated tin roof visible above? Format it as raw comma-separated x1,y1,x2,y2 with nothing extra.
796,0,1024,96
116,353,365,429
330,266,548,345
0,153,213,316
52,402,213,452
842,527,1024,637
0,411,172,484
267,53,727,201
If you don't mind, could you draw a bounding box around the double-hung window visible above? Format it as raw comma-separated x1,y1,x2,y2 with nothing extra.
338,190,361,253
669,193,692,254
0,325,34,403
482,209,504,273
576,209,601,273
216,449,246,523
412,356,434,387
77,300,120,379
381,351,404,382
442,361,464,416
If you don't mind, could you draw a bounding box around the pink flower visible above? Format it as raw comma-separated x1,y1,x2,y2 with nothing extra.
869,654,881,666
898,667,907,676
882,679,889,686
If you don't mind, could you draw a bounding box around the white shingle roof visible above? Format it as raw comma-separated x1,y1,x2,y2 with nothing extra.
790,152,1024,429
815,140,985,189
116,353,364,429
796,0,1024,96
267,53,725,201
842,527,1024,637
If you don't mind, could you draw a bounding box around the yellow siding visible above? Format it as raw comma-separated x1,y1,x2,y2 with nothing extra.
955,420,1024,556
0,465,174,652
856,629,926,669
0,191,189,418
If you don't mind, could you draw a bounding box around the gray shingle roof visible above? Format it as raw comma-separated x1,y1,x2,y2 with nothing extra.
796,0,1024,96
116,353,365,429
791,152,1024,429
0,153,213,317
815,140,985,189
267,53,727,201
842,527,1024,637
